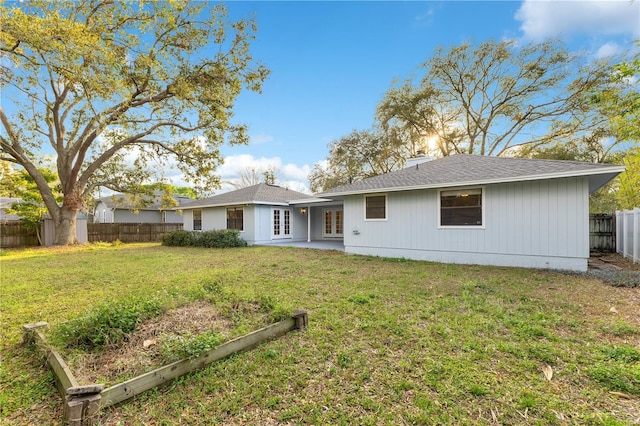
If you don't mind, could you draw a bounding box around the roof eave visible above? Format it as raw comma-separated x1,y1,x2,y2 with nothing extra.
320,166,626,197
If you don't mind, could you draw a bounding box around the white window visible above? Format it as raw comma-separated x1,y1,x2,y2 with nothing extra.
439,188,484,227
193,209,202,231
226,207,243,231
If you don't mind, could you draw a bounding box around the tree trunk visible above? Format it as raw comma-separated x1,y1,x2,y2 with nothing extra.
54,206,78,245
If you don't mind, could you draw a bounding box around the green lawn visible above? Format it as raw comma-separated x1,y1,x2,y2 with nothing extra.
1,243,639,425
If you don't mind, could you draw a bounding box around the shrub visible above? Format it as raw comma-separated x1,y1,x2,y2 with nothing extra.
52,298,164,350
162,229,247,248
162,230,198,246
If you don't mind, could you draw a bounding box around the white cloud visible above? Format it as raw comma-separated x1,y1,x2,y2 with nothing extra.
217,154,312,194
249,134,274,145
516,0,640,41
595,42,622,59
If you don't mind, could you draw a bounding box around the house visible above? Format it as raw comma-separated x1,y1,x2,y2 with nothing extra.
179,155,623,272
180,183,331,245
317,154,624,272
0,197,21,223
94,192,193,224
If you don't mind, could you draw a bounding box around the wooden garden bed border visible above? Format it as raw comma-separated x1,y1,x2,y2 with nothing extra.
23,310,308,426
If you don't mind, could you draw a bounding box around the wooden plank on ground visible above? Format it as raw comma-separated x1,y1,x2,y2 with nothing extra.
101,318,296,407
35,330,80,392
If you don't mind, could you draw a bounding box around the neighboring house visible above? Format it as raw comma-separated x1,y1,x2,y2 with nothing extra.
179,155,623,272
318,154,624,272
0,197,21,222
94,193,193,223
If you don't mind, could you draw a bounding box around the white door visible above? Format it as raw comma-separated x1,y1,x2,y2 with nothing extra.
323,209,343,238
272,208,291,239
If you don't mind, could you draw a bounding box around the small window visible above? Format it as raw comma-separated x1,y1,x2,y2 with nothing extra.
226,207,243,231
365,195,386,220
440,188,483,227
193,209,202,231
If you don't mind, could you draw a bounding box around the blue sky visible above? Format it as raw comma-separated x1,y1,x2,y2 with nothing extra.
202,0,638,194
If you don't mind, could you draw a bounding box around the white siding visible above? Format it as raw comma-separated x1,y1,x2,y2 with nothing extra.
344,177,589,271
201,207,226,230
183,210,193,231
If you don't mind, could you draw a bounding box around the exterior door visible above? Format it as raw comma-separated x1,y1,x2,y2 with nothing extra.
272,208,291,239
323,209,344,238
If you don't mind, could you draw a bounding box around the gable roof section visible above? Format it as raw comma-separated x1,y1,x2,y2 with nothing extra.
180,183,310,209
97,193,194,210
319,154,625,197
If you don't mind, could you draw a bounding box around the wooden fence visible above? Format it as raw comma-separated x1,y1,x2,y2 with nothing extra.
0,222,38,248
616,208,640,264
1,222,182,248
87,223,182,243
589,214,616,253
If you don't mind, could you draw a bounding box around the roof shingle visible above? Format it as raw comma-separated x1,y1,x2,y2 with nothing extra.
319,154,624,196
181,183,310,209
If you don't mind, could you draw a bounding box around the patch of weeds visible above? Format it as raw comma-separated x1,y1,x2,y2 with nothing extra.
526,342,558,365
467,383,488,396
587,362,640,395
337,352,351,368
161,330,226,362
600,319,640,337
602,345,640,363
52,298,164,350
258,294,291,322
517,391,539,410
348,293,371,305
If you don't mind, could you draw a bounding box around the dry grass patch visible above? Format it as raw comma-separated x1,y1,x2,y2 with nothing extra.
69,301,232,385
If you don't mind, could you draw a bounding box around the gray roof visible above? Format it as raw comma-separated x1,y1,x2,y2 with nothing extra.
0,197,21,222
180,183,310,209
98,192,194,210
319,154,625,197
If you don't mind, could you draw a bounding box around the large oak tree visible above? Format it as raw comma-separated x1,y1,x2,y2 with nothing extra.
377,39,614,157
0,0,268,244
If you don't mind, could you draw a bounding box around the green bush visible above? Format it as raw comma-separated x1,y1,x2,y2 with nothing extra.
52,298,164,350
162,229,247,248
162,230,198,246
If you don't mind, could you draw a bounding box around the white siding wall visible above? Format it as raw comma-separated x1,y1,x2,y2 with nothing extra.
183,210,193,231
344,177,589,271
201,207,226,230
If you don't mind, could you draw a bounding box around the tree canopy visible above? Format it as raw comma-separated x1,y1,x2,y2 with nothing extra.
0,0,268,244
377,39,614,157
310,38,638,196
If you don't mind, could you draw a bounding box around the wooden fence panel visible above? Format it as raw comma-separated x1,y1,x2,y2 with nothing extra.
87,223,183,243
589,214,615,253
0,222,38,248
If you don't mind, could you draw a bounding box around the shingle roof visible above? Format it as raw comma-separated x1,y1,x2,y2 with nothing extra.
98,193,194,210
180,183,310,209
318,154,624,197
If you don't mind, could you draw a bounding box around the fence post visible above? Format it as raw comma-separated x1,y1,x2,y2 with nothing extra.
635,208,639,264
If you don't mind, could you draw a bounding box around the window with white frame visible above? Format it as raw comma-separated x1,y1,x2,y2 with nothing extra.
439,188,483,227
226,207,243,231
193,209,202,230
365,195,386,220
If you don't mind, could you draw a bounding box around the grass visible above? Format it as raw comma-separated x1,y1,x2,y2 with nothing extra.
1,243,639,425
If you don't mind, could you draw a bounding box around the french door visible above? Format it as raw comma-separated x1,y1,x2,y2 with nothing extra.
323,209,343,238
272,208,291,239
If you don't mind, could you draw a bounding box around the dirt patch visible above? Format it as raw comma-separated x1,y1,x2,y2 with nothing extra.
590,252,640,271
70,301,232,385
